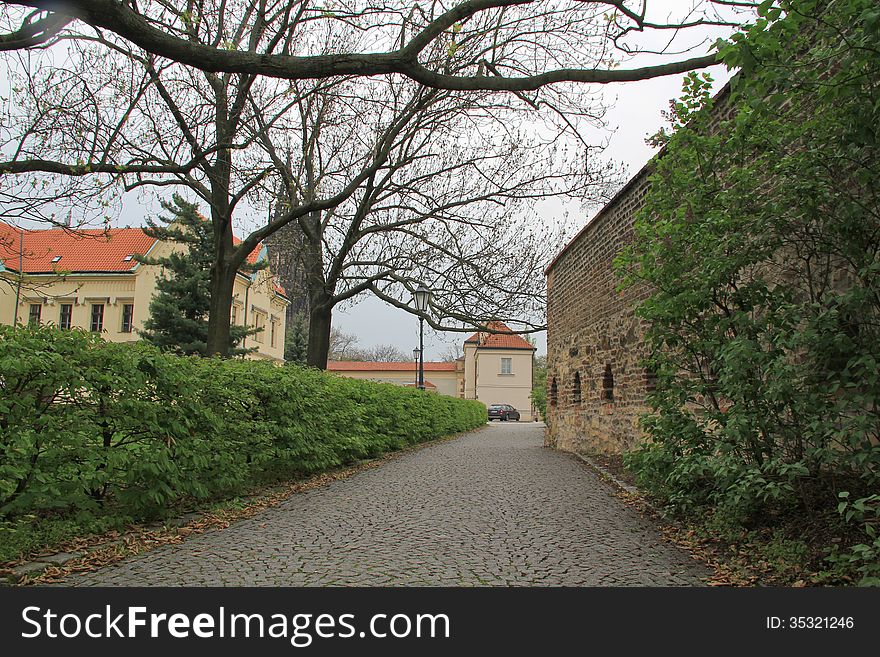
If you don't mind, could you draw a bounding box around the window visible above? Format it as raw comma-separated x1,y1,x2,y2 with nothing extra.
270,318,278,348
59,304,72,330
550,377,558,407
500,357,512,375
231,304,238,325
253,312,265,343
573,372,581,404
121,304,134,333
28,303,42,326
602,364,614,402
90,304,104,332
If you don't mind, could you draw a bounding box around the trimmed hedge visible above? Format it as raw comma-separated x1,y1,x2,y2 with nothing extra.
0,325,485,520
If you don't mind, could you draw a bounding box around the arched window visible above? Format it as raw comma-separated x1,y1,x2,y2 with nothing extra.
601,364,614,402
572,372,582,404
550,377,558,407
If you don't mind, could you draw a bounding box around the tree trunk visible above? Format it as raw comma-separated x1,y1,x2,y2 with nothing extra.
205,78,236,357
206,254,236,357
307,301,332,369
301,209,335,369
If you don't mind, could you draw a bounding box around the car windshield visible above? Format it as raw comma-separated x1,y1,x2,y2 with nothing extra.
489,405,504,409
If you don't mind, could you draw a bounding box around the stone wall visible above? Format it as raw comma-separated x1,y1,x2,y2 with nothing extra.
544,167,653,455
545,85,734,456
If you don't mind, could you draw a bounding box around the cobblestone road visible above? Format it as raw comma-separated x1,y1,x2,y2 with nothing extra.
56,422,709,586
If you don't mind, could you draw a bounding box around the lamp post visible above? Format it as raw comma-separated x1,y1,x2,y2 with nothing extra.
412,284,431,390
412,347,420,387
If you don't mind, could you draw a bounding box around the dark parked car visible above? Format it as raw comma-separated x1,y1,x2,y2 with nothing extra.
488,404,520,422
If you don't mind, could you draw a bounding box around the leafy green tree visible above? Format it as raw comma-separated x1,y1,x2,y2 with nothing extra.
617,0,880,583
140,195,258,355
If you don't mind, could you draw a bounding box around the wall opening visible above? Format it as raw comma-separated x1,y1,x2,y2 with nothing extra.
572,372,581,404
601,364,614,402
644,367,657,393
550,377,558,407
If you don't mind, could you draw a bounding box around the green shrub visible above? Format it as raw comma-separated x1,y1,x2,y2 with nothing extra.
0,325,484,529
616,1,880,583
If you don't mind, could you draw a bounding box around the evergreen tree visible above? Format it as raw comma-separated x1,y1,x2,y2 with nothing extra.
284,313,308,364
140,195,258,355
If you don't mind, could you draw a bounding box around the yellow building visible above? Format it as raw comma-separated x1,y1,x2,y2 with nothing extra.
328,321,536,418
0,221,288,361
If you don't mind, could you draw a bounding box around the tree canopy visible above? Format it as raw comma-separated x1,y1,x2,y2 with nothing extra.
0,0,761,365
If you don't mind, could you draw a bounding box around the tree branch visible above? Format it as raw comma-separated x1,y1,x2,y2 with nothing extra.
0,9,70,50
10,0,722,90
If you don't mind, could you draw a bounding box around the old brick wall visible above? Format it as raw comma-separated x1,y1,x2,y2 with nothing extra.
545,85,735,454
544,84,735,456
545,167,654,455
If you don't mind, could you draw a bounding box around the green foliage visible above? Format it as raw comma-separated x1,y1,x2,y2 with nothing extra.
284,313,308,364
531,355,547,419
0,325,485,560
617,0,880,584
139,195,257,355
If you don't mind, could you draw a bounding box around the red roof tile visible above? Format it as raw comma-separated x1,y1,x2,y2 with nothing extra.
327,361,457,372
0,222,275,288
0,225,157,273
464,321,535,350
232,234,262,265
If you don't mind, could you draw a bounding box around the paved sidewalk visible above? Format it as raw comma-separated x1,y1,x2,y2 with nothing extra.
55,422,709,586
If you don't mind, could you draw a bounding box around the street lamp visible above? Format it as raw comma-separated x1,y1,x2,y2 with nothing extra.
412,347,420,387
412,283,431,390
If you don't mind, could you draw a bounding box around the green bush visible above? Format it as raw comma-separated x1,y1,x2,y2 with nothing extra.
0,325,484,524
617,1,880,583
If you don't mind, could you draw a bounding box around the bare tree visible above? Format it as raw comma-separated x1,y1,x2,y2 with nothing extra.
1,4,419,356
252,17,619,367
3,1,760,89
0,1,758,364
440,343,464,362
327,327,361,361
326,333,413,362
361,344,412,362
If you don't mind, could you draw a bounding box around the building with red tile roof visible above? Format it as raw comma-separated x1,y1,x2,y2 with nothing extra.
327,361,457,372
328,320,536,417
464,320,536,350
0,221,288,362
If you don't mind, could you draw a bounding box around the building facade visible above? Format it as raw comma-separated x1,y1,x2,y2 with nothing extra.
326,361,459,396
0,222,289,362
329,321,536,417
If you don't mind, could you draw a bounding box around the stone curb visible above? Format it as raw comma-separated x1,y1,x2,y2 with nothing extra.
573,452,641,497
2,552,86,585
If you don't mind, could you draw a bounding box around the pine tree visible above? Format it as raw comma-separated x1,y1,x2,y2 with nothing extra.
140,195,258,355
284,312,308,364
